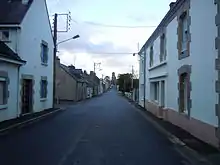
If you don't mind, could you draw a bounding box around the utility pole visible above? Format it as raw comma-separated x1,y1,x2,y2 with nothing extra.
53,13,58,108
52,12,71,107
131,65,134,90
94,62,101,73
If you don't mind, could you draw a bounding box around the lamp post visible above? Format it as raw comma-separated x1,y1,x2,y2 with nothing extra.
56,35,80,46
53,34,80,107
133,49,146,109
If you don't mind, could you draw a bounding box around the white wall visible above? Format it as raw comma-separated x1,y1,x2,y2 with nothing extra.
190,0,217,126
18,0,54,113
0,63,19,122
3,28,20,53
166,0,217,126
144,34,168,106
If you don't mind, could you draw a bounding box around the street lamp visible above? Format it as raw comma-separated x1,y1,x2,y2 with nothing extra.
57,35,80,46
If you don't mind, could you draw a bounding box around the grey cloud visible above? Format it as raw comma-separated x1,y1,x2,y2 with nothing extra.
57,23,134,59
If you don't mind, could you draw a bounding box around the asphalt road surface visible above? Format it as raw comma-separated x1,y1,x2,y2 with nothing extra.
0,89,189,165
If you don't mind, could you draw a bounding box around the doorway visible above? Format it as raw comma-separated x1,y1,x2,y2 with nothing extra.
21,79,33,114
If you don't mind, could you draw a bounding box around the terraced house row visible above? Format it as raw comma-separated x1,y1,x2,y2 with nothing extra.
0,0,111,123
138,0,220,148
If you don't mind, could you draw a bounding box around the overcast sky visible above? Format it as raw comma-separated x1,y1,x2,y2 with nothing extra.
47,0,173,78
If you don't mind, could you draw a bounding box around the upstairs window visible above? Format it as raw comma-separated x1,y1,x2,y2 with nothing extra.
149,46,154,67
177,9,190,60
180,12,188,52
160,33,166,62
41,41,49,65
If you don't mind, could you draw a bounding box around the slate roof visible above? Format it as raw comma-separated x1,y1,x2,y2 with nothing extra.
0,41,25,63
0,0,33,25
60,64,86,83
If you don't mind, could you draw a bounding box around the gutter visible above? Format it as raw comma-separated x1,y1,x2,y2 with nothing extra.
0,24,21,28
0,57,26,65
143,47,146,110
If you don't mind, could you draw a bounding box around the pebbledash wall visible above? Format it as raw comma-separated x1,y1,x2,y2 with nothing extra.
140,0,219,147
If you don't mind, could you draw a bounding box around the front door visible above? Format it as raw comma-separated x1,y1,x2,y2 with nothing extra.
21,79,33,114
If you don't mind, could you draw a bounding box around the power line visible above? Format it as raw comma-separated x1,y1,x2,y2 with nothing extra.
67,52,138,55
71,19,157,28
84,21,157,28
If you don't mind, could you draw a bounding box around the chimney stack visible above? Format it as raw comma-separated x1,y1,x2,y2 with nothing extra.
22,0,29,5
169,2,175,9
68,65,75,70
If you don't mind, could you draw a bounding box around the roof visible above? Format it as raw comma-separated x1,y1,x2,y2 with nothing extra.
0,41,25,63
0,0,33,25
60,64,87,83
139,0,185,53
60,64,79,80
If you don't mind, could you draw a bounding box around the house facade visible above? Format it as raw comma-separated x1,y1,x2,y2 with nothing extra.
55,57,78,103
0,41,26,122
0,0,54,121
139,0,220,147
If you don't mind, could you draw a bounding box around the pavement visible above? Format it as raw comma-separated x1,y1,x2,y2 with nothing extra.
0,89,207,165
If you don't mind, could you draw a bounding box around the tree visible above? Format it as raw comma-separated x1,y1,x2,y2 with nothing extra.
117,73,132,93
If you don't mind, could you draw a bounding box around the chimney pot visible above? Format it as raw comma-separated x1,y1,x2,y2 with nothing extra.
169,2,175,9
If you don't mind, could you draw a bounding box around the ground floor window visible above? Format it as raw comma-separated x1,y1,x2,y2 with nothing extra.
150,81,159,102
150,80,166,106
179,73,188,114
40,79,48,98
0,79,6,105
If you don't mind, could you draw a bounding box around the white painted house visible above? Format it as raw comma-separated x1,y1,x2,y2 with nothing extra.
139,0,220,148
0,0,54,122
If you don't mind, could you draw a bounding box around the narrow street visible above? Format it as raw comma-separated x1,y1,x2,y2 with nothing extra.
0,89,188,165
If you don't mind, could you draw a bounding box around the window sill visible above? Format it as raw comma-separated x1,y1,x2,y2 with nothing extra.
41,62,48,66
40,98,47,102
1,40,11,43
149,61,167,71
0,104,7,110
179,49,189,60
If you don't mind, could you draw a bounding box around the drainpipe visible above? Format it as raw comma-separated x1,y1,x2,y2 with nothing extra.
17,65,21,117
143,47,146,110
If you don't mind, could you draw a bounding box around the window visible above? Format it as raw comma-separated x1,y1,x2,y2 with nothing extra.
179,73,188,113
40,79,47,98
149,46,154,67
161,80,165,107
150,82,159,101
0,79,6,105
160,33,166,62
141,60,144,73
180,12,188,52
41,41,48,64
0,30,10,41
154,82,159,101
